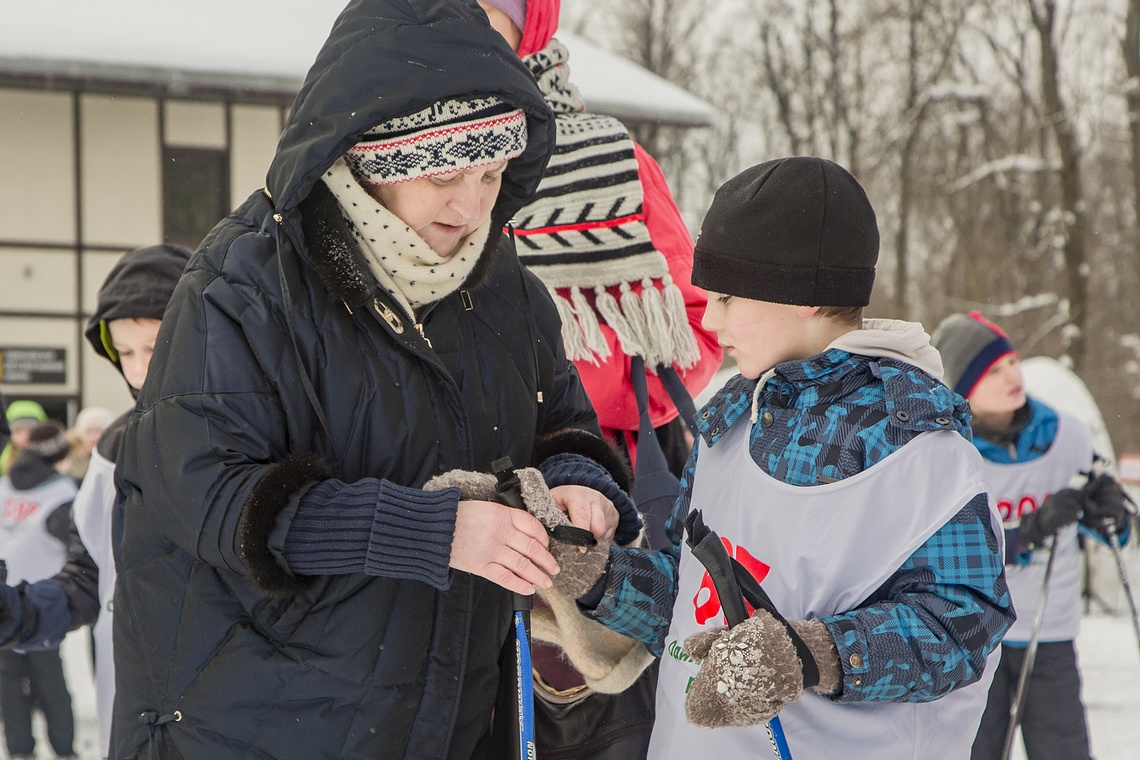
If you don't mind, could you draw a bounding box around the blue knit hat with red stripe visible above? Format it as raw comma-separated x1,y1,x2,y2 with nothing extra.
930,311,1018,399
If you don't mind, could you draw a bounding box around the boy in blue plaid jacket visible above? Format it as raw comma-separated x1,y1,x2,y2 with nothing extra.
569,157,1014,759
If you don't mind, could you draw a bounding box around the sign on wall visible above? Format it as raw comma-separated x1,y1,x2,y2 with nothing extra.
0,347,67,385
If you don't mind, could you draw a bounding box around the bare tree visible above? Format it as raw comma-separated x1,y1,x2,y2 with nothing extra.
1028,0,1089,372
1123,0,1140,268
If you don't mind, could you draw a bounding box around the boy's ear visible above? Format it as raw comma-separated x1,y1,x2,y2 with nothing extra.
796,305,821,319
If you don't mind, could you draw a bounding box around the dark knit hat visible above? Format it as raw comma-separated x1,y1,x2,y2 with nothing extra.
692,156,878,307
930,311,1018,399
345,96,527,185
84,244,192,365
23,421,70,465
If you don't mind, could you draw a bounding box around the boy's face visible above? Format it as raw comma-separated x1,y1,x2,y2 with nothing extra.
108,318,162,391
701,294,812,379
967,353,1026,417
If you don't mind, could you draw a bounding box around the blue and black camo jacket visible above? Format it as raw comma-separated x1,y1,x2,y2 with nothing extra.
584,347,1015,704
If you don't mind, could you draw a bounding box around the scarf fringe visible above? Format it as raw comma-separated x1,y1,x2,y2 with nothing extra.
555,279,699,371
571,286,610,359
662,275,702,369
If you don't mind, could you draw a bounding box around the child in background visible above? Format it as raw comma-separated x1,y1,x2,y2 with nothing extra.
1,400,48,476
0,243,191,760
0,420,77,760
573,157,1015,759
67,406,114,484
932,311,1132,760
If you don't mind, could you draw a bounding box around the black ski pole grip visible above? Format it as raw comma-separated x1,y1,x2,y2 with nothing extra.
492,458,533,613
492,458,596,547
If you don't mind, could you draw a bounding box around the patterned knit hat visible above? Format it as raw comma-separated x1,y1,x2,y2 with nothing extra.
345,96,527,185
23,421,70,465
930,311,1018,399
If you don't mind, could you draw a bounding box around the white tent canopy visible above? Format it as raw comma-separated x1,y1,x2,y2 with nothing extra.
0,1,713,127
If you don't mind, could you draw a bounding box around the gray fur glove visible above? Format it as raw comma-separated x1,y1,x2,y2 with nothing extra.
515,468,610,599
682,612,841,728
423,468,610,599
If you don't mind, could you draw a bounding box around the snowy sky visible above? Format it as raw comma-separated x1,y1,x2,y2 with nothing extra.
0,0,714,126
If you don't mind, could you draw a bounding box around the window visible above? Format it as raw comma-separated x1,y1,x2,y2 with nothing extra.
163,147,229,250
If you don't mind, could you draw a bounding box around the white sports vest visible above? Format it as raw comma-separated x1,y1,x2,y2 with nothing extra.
650,420,1003,760
0,473,75,583
978,410,1091,643
72,449,117,759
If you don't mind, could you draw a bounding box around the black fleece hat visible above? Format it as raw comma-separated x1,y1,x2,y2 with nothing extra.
84,244,192,365
692,156,878,306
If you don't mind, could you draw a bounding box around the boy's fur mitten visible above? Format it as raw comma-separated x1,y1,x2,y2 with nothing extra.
1019,488,1083,548
682,612,841,728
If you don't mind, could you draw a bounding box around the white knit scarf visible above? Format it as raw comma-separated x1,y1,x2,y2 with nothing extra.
321,157,488,320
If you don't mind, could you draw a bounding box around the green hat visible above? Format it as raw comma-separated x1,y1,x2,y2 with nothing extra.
5,399,47,429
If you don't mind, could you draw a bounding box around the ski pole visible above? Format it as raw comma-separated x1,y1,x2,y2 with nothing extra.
685,511,796,760
1103,520,1140,662
1001,538,1059,760
491,457,537,760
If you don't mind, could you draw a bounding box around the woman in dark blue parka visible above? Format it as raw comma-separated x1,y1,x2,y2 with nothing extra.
110,1,636,758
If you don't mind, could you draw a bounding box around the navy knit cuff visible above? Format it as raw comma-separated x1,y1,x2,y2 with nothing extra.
285,479,459,591
539,453,642,545
367,481,459,590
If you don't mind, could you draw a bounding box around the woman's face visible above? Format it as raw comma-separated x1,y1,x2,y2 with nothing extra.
369,161,507,258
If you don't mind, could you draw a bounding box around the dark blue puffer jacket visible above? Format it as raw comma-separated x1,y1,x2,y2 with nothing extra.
111,2,625,758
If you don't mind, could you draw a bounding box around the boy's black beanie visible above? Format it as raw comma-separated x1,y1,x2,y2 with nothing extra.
692,156,878,307
84,244,192,361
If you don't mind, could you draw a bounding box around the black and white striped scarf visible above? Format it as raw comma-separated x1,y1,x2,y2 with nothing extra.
514,40,700,370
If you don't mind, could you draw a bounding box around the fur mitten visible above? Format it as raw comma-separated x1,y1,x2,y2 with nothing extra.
682,612,840,728
422,470,498,501
512,470,653,694
424,467,652,692
515,467,609,598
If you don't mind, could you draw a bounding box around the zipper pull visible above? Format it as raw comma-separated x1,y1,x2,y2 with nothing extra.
415,323,433,348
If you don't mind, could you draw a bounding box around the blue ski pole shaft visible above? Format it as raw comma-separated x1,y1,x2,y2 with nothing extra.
1002,539,1059,760
685,511,794,760
492,458,537,760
